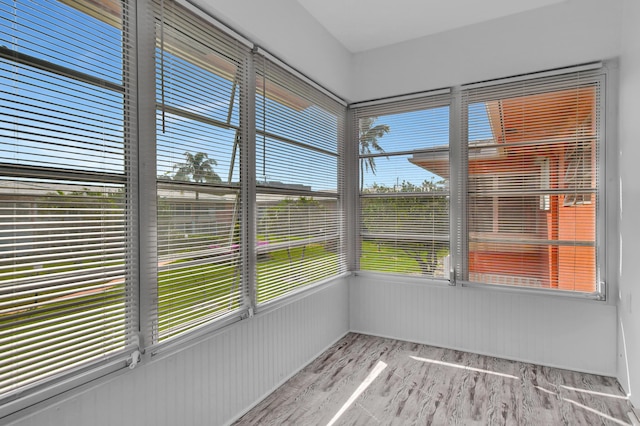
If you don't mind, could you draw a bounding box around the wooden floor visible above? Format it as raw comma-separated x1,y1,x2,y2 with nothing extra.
234,333,633,425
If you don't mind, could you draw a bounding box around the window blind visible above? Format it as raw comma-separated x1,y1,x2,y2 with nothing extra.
0,0,135,399
460,70,602,293
254,54,346,303
153,0,250,342
354,95,451,277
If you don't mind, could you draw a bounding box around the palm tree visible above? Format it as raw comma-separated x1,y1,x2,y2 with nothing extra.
173,152,221,183
359,117,390,190
173,151,221,199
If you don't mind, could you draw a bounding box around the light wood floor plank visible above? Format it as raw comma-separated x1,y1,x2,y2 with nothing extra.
234,333,632,425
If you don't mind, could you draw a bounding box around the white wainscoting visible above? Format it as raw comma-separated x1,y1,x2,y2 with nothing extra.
6,278,349,426
349,274,617,376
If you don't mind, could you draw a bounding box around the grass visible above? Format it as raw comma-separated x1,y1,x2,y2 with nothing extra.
1,239,421,388
360,241,449,276
256,244,338,303
2,240,342,351
359,241,424,274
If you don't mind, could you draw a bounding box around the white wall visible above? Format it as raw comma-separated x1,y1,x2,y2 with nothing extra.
5,280,349,426
196,0,354,100
351,0,623,102
617,0,640,408
350,275,618,376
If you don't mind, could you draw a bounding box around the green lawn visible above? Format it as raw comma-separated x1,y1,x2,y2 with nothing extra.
5,241,422,348
359,240,423,274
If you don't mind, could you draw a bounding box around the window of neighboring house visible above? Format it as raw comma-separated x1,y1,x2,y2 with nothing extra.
355,94,451,278
152,0,250,343
469,173,545,235
460,70,603,294
254,53,346,304
0,0,135,405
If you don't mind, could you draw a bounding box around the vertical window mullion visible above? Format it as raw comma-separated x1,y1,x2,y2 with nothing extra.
450,88,466,284
136,0,159,351
242,50,257,312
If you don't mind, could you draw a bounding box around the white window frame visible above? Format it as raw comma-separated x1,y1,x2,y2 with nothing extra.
454,64,608,300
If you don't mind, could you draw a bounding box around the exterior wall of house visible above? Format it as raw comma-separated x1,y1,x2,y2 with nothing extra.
617,0,640,408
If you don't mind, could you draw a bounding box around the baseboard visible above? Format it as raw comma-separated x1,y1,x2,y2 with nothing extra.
348,329,616,378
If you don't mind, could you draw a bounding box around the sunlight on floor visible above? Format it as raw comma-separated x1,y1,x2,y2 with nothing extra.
560,384,629,400
410,355,520,380
326,360,387,426
534,386,631,426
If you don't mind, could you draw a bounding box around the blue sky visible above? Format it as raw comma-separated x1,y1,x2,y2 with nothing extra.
360,103,493,189
1,0,494,193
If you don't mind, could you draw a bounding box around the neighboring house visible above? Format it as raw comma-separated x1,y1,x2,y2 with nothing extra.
411,86,596,292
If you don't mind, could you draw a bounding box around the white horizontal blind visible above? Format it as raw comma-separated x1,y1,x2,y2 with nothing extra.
461,70,602,292
255,54,346,303
152,0,250,342
355,95,451,277
0,0,134,399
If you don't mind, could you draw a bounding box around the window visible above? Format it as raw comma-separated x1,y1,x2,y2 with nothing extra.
354,94,450,278
153,0,250,342
0,0,610,412
0,0,135,402
255,53,346,303
460,70,603,293
0,0,351,409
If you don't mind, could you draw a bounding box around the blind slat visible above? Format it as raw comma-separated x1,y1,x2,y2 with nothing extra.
460,70,602,293
153,0,249,343
255,53,345,304
0,0,134,400
355,95,451,278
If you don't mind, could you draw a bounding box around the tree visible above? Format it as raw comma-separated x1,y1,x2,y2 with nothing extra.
360,180,449,276
172,151,221,200
173,151,221,184
359,117,390,190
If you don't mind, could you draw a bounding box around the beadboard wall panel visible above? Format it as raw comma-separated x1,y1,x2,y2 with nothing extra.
349,275,617,377
6,279,349,426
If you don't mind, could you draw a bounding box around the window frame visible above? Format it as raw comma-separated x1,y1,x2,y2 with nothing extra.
0,0,615,418
352,64,609,300
0,0,139,416
455,66,607,300
352,93,453,280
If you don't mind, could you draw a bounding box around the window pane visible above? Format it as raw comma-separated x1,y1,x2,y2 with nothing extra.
157,114,239,185
156,49,240,126
357,99,450,278
156,185,241,341
465,80,599,292
256,74,338,154
256,137,337,192
0,62,125,173
0,0,131,399
256,194,340,302
0,0,123,83
254,55,345,304
153,0,248,343
361,195,449,277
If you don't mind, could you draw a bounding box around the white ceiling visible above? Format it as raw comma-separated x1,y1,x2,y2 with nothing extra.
296,0,567,53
